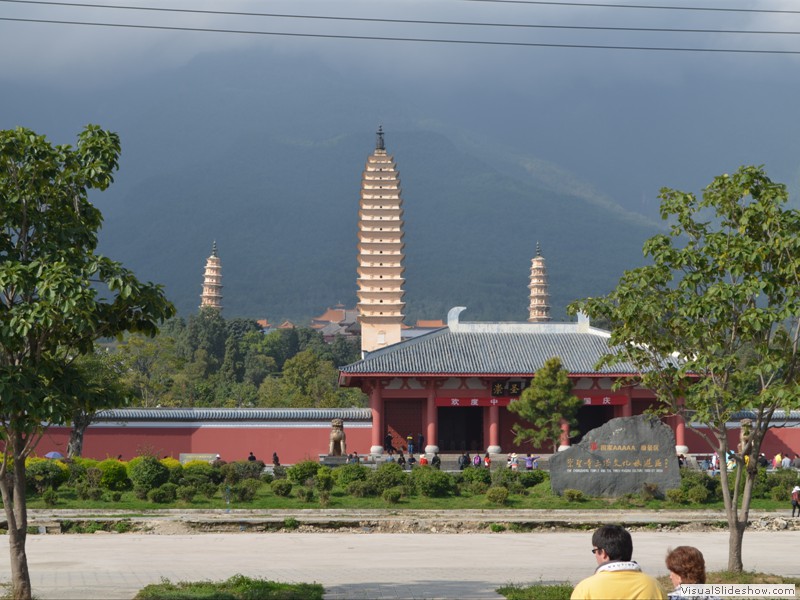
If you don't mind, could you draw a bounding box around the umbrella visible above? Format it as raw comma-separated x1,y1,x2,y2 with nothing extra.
44,451,64,459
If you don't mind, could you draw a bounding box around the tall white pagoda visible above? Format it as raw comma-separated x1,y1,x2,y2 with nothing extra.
357,127,406,353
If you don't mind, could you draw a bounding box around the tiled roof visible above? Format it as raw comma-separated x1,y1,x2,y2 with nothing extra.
342,309,641,376
92,408,372,422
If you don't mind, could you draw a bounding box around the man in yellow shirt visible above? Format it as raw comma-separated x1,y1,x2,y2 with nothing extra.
571,525,666,599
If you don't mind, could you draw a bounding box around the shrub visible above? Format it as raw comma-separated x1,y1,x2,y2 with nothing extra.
260,472,274,485
770,485,789,502
411,467,455,498
367,462,408,494
200,482,218,499
272,465,287,480
287,460,321,485
75,483,103,501
315,467,334,492
42,489,58,506
221,460,265,485
133,484,149,500
461,466,491,486
382,486,403,504
489,522,507,532
296,487,314,503
85,467,102,488
347,480,378,498
271,479,293,497
97,459,131,491
128,456,169,492
486,486,510,505
26,458,68,493
468,480,490,495
160,457,184,485
283,517,299,530
491,469,519,488
562,489,585,502
147,483,178,503
640,482,662,502
113,521,133,533
176,485,197,503
333,463,369,487
183,462,216,487
665,488,686,504
231,479,262,503
318,490,331,507
518,470,548,488
64,459,87,485
680,469,721,501
108,491,123,503
687,485,710,504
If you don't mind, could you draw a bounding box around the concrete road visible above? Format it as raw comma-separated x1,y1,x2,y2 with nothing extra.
3,530,800,599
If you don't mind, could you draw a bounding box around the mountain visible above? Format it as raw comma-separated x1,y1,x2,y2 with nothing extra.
3,48,664,323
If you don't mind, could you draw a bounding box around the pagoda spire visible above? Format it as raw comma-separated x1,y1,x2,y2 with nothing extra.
528,242,550,323
375,125,385,152
200,241,223,311
357,128,405,353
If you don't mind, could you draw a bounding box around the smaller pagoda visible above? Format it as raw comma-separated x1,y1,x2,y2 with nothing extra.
528,242,551,323
200,241,223,311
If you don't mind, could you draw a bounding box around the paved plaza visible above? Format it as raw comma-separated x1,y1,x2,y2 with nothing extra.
3,528,799,599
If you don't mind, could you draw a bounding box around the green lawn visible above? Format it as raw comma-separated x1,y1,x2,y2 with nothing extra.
134,575,323,599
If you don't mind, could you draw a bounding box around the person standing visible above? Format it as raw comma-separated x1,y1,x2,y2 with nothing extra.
483,453,491,468
791,485,800,517
473,453,482,468
407,435,414,455
570,525,666,600
431,452,441,469
247,452,256,462
272,452,280,467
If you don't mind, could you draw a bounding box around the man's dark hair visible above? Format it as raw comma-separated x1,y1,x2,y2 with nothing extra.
592,525,633,561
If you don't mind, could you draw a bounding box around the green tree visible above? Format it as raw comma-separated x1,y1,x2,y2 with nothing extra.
569,166,800,572
507,357,583,452
66,350,130,458
220,334,243,383
117,332,181,407
0,126,174,598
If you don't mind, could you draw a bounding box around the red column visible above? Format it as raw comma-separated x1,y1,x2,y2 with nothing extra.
487,405,501,453
369,383,384,455
675,398,687,452
426,385,438,454
622,388,633,417
559,418,570,450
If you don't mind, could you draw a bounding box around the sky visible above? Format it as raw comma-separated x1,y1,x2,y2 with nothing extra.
3,0,800,215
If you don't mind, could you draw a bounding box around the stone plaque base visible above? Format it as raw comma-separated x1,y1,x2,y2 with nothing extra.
319,455,348,467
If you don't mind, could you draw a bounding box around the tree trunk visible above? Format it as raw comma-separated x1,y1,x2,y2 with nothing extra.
728,519,746,572
67,411,93,458
0,432,33,599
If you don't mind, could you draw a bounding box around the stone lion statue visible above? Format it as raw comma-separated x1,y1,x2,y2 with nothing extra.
329,418,347,456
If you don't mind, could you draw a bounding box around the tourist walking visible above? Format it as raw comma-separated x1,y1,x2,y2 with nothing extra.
791,485,800,517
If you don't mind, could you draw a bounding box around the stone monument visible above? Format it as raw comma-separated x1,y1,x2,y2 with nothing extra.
549,414,681,497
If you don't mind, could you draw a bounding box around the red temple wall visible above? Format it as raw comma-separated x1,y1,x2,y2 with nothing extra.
36,425,372,464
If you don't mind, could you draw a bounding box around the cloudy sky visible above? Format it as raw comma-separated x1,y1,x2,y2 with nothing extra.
3,0,800,214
